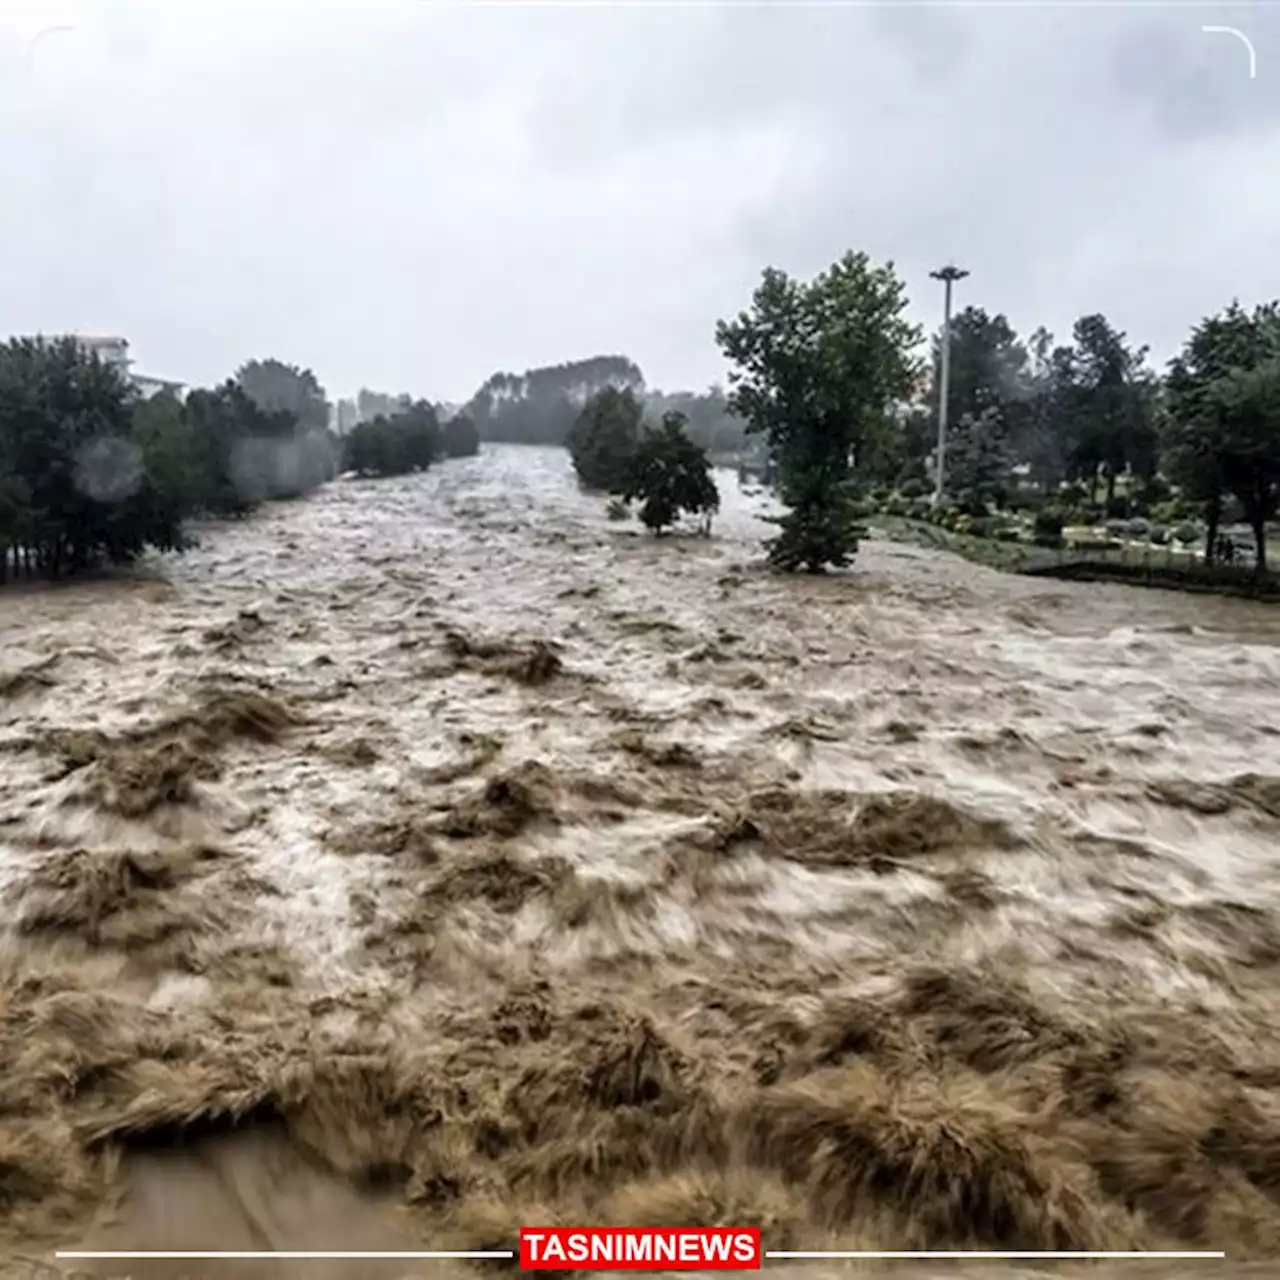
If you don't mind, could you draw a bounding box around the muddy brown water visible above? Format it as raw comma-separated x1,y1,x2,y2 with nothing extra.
1,445,1278,1280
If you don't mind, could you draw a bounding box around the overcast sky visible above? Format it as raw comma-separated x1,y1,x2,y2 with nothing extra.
2,0,1277,404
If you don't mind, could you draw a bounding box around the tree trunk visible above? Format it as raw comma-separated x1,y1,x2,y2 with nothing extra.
1204,493,1221,568
1246,477,1269,575
1105,468,1117,506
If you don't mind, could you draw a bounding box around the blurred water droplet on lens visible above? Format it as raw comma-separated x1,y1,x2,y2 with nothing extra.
73,436,144,503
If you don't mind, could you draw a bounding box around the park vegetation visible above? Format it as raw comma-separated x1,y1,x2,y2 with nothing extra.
5,253,1277,587
708,254,1280,577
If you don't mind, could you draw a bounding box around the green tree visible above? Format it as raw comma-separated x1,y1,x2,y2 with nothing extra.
1067,314,1157,505
716,250,922,571
129,392,201,546
443,413,480,458
344,400,440,478
1017,328,1078,495
945,407,1012,513
1165,301,1280,564
1202,359,1280,572
185,381,296,513
567,386,643,491
620,411,720,535
933,307,1028,435
237,358,331,433
0,338,194,579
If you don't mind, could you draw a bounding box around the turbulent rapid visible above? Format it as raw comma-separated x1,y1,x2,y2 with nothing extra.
1,445,1278,1279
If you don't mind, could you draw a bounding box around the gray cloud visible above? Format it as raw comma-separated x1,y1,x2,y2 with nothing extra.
1,0,1276,404
1113,10,1278,137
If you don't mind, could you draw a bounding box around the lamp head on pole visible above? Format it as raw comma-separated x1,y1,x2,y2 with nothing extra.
929,264,970,285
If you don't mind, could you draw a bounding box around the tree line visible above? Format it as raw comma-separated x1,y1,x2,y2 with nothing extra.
0,341,476,583
461,355,749,457
712,255,1280,575
344,402,479,478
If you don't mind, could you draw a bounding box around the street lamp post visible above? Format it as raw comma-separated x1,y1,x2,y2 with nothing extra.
929,264,969,505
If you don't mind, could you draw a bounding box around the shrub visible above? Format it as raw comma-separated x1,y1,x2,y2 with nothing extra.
1068,538,1123,553
908,499,932,520
1139,475,1172,505
885,496,908,517
899,477,929,500
1173,521,1201,546
1152,498,1196,525
1105,495,1129,520
606,497,630,521
1034,508,1065,539
1063,505,1102,527
1059,481,1088,504
1004,489,1042,513
1149,525,1171,546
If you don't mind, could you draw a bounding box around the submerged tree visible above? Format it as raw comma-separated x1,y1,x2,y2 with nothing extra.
344,399,441,478
443,413,480,458
567,386,642,491
716,251,921,571
620,411,720,535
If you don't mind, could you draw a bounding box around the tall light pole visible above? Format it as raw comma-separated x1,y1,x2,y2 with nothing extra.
930,264,969,505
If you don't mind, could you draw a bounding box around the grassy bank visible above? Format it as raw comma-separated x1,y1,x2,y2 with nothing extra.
870,515,1280,600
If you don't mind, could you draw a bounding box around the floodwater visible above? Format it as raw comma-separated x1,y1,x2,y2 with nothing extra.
1,444,1278,1280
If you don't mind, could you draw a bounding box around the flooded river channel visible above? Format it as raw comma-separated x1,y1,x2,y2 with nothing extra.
1,445,1278,1279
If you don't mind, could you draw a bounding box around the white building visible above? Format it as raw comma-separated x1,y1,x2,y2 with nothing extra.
131,372,188,402
62,335,185,402
72,334,132,373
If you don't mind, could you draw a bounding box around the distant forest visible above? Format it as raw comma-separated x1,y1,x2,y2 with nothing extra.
456,356,751,456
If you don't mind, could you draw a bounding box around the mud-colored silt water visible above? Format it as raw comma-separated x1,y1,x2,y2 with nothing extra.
1,446,1278,1280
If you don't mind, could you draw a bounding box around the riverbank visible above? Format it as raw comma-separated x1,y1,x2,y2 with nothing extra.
871,514,1280,600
